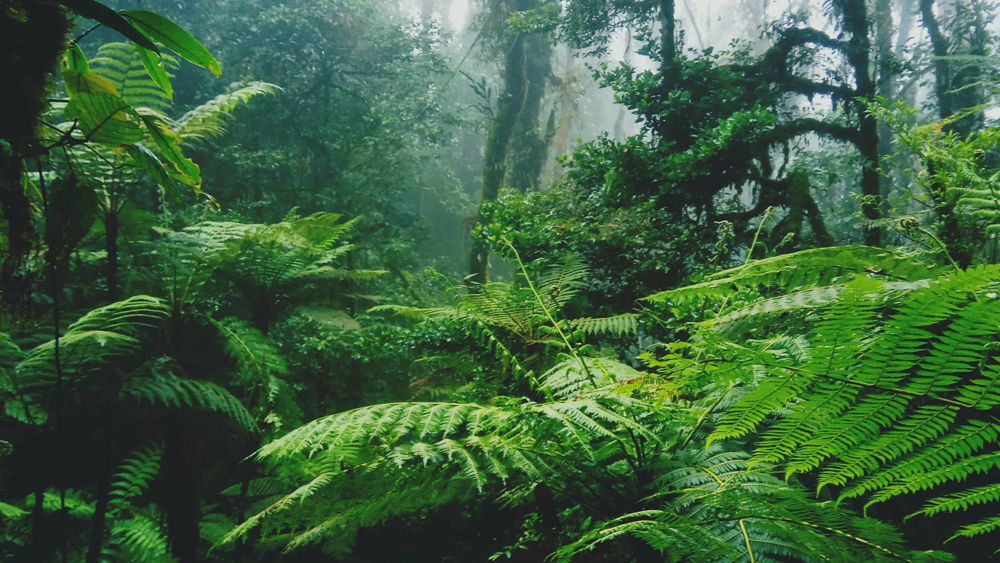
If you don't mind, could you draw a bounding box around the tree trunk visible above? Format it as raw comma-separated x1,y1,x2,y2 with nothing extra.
659,0,676,68
85,399,116,563
658,0,681,144
165,415,200,563
875,0,896,214
950,0,988,137
105,210,119,303
30,486,45,563
553,49,577,177
920,0,954,119
838,0,882,246
509,32,554,194
469,20,529,284
0,3,68,315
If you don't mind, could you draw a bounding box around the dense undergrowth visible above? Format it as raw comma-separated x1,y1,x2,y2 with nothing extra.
4,0,1000,561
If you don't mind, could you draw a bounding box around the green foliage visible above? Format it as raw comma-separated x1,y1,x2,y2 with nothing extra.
121,10,223,76
90,42,178,110
124,366,256,429
675,246,1000,544
173,82,278,142
11,2,1000,561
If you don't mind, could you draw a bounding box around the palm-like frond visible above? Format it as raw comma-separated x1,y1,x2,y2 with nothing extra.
696,247,1000,541
18,296,169,382
123,366,256,430
644,245,946,306
173,82,278,142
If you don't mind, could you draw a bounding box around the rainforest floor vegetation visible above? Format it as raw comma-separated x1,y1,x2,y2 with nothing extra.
5,0,1000,561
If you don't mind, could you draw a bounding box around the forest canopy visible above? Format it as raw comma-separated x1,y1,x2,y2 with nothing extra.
4,0,1000,561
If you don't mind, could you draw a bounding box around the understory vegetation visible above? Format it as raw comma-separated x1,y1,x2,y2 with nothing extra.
5,0,1000,561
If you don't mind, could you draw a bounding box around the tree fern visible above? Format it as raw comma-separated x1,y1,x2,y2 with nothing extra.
696,247,1000,542
534,254,590,311
18,296,170,382
123,365,256,430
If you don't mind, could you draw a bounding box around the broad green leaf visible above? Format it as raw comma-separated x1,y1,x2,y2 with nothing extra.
64,44,89,73
55,0,158,52
122,10,222,76
64,91,143,145
125,143,182,203
138,114,201,193
134,44,173,100
63,69,118,96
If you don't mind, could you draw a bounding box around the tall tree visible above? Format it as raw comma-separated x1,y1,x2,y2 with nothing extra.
470,0,548,284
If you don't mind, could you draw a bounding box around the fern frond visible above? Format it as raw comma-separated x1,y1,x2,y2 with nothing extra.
123,369,256,429
109,444,162,512
700,256,1000,540
212,317,289,382
644,246,944,306
535,254,589,310
110,513,173,563
570,313,639,337
174,81,278,142
913,482,1000,518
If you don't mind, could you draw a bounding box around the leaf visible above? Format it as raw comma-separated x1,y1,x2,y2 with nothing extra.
55,0,158,52
63,69,118,96
124,143,181,202
64,91,143,145
122,10,222,76
296,306,361,330
65,44,89,73
138,114,201,192
134,44,172,100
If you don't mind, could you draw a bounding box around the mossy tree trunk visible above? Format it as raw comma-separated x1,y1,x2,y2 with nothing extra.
838,0,882,247
0,2,68,314
469,0,533,285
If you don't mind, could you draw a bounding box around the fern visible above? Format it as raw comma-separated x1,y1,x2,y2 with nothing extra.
173,81,278,142
697,247,1000,541
212,317,289,382
19,296,170,383
109,444,163,512
110,513,174,563
122,360,255,429
570,313,639,337
644,246,945,306
556,450,949,563
534,254,590,311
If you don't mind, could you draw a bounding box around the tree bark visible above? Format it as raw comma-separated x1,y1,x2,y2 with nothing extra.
0,3,68,315
920,0,954,119
509,31,554,193
554,50,577,160
85,398,116,563
876,0,896,214
838,0,882,246
165,415,200,563
105,210,119,303
469,16,529,284
659,0,676,68
30,486,45,562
